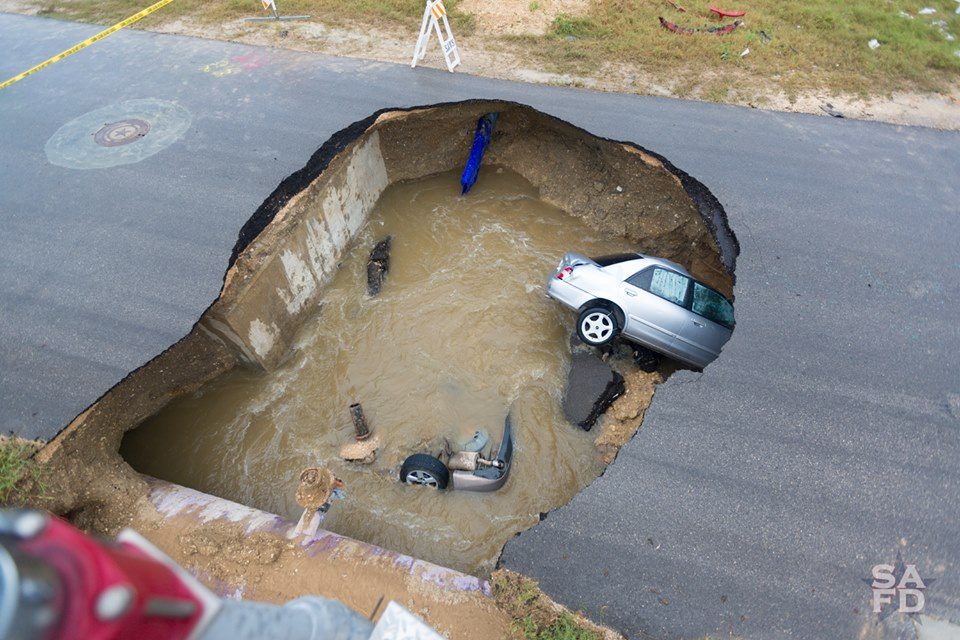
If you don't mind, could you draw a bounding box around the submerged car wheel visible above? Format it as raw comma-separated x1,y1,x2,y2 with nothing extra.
400,454,450,490
577,306,619,346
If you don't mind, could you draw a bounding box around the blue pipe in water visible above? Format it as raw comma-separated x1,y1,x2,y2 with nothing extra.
460,112,498,195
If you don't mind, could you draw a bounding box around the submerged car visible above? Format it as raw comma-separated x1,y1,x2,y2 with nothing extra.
547,252,734,369
399,414,513,492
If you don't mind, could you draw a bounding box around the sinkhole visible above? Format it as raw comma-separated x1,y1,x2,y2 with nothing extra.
49,100,737,577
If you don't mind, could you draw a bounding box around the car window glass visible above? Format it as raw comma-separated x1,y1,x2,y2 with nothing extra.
692,283,735,329
649,269,689,305
593,253,641,267
626,268,652,289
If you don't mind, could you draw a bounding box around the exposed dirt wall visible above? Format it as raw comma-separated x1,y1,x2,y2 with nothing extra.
32,329,236,531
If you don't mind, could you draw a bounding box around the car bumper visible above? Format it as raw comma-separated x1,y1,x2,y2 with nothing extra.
546,277,593,311
450,414,513,492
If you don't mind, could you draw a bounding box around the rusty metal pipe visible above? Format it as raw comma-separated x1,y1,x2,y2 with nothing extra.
349,403,370,441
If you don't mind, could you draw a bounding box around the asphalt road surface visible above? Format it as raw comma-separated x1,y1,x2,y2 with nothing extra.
2,13,958,639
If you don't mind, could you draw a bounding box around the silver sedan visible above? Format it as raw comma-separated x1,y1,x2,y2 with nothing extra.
546,252,734,369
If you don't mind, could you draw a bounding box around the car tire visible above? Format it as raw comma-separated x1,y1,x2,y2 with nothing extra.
577,306,620,347
400,454,450,490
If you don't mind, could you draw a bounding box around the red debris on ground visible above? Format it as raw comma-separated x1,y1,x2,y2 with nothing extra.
706,20,742,34
658,16,743,35
710,6,746,18
658,16,693,34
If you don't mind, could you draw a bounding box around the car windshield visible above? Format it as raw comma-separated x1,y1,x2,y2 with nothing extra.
692,283,735,329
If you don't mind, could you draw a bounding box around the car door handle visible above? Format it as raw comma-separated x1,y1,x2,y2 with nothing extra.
624,289,637,297
692,319,704,327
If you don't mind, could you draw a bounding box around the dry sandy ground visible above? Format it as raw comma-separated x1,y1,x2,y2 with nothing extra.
3,0,958,130
459,0,589,35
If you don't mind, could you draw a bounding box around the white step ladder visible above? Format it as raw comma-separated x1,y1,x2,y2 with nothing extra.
411,0,461,72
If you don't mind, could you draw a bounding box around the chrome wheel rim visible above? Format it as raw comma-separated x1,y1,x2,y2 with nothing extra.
406,470,439,488
581,312,614,343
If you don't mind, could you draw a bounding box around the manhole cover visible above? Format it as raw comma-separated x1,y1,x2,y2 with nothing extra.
93,119,150,147
46,99,191,170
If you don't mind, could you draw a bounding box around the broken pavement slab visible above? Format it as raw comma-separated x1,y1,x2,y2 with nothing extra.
563,350,625,431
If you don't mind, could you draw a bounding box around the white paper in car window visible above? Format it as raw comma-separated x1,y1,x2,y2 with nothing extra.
651,269,687,304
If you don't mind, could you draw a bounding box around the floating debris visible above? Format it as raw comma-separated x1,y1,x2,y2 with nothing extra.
366,235,392,296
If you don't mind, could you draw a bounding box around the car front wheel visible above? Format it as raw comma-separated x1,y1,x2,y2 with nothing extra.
577,306,620,346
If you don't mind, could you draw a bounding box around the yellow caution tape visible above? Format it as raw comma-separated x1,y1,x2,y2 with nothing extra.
0,0,176,91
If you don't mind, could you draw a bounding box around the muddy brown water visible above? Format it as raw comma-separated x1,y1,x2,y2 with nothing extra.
121,167,639,575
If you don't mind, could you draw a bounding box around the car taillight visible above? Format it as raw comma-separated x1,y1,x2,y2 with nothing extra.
557,266,573,280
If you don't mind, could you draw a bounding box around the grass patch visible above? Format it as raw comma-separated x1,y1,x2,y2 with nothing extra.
551,13,606,39
528,0,960,95
492,570,606,640
0,437,44,506
518,613,601,640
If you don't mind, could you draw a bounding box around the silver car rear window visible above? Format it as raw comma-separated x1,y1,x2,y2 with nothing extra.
592,253,642,267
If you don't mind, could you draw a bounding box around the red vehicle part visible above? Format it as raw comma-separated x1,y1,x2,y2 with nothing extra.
658,16,693,34
1,511,212,640
1,509,385,640
710,6,746,18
